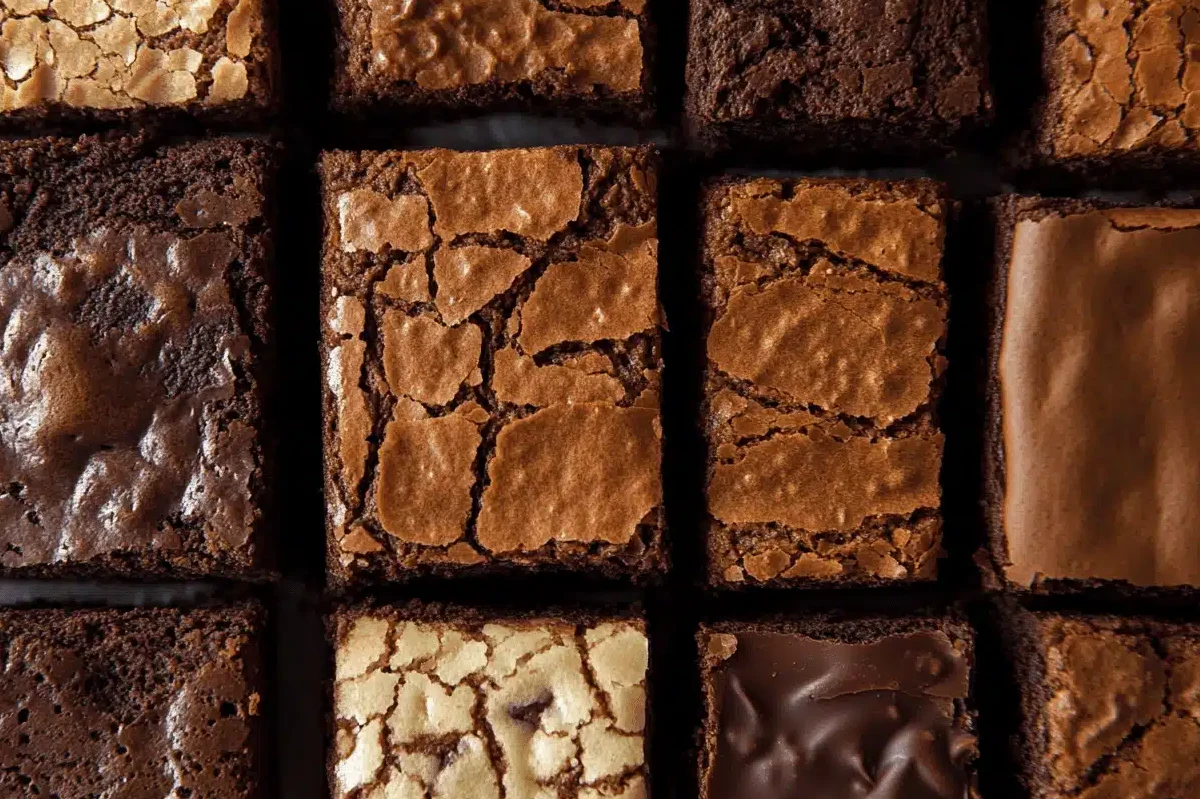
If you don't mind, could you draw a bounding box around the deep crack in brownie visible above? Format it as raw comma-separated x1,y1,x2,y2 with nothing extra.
1006,610,1200,799
0,605,265,798
329,605,649,799
331,0,653,120
320,145,664,584
0,135,276,579
685,0,993,153
700,177,948,588
984,197,1200,593
0,0,278,125
699,616,979,799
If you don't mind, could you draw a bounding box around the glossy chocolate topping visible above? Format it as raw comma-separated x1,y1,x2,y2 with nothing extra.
709,631,975,799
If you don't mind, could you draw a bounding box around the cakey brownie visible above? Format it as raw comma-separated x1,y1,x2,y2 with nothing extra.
984,197,1200,593
1005,610,1200,799
685,0,992,153
320,145,664,584
0,135,276,579
0,605,265,798
699,616,979,799
329,605,649,799
0,0,278,125
701,177,949,588
331,0,653,120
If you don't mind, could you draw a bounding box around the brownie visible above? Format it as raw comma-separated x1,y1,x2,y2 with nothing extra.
699,616,979,799
983,197,1200,593
320,145,664,584
330,0,653,120
700,177,949,588
329,605,650,799
1033,0,1200,171
0,135,276,579
1005,609,1200,799
0,605,265,798
685,0,993,154
0,0,278,125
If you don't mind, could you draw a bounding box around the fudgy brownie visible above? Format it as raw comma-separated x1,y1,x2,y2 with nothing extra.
1033,0,1200,170
0,135,276,579
1005,610,1200,799
983,197,1200,593
699,616,979,799
320,145,664,584
0,0,278,125
685,0,992,153
331,0,653,120
329,605,649,799
0,605,265,798
700,177,948,588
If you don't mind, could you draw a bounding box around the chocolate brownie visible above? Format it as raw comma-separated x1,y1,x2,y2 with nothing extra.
330,0,653,120
0,605,265,798
1005,609,1200,799
320,145,664,584
0,135,276,579
983,197,1200,593
700,177,949,588
685,0,993,154
0,0,278,125
699,616,979,799
329,605,649,799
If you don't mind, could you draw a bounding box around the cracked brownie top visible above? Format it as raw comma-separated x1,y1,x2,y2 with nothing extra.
319,145,664,584
700,177,948,587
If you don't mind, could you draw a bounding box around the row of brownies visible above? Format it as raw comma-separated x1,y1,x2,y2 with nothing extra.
0,137,1194,592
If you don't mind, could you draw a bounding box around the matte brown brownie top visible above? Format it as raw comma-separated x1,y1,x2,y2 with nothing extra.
999,206,1200,588
1038,0,1200,159
1025,615,1200,799
331,608,648,799
0,136,273,577
321,146,662,580
702,178,947,585
0,0,274,115
0,606,263,798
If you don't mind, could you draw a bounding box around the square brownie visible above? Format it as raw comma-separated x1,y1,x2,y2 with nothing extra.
331,0,653,120
0,0,278,125
984,197,1200,593
0,135,276,579
320,145,664,584
1006,610,1200,799
0,605,265,797
329,605,649,799
1034,0,1200,169
701,177,949,588
685,0,992,153
699,616,979,799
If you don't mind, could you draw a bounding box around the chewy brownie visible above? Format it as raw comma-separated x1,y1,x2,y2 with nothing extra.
0,605,265,798
700,177,949,588
331,0,653,120
0,135,276,579
329,605,650,799
685,0,993,153
320,145,664,584
984,197,1200,593
0,0,278,125
1005,610,1200,799
699,615,979,799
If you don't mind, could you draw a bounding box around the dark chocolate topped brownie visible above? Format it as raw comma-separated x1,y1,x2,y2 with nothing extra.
685,0,993,153
0,135,276,579
700,177,948,588
0,605,265,798
320,145,664,584
331,0,653,120
984,197,1200,593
